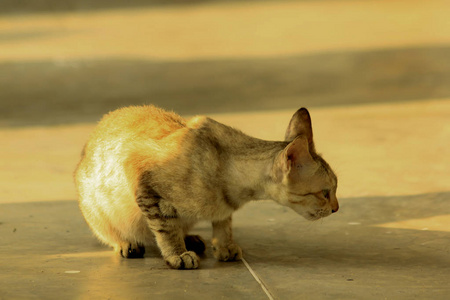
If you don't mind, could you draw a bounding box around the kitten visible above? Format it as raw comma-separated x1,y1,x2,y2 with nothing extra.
74,105,338,269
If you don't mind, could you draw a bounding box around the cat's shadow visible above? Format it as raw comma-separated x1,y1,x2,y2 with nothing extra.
233,192,450,270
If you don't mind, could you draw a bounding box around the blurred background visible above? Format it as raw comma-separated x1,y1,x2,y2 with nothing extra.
1,0,450,126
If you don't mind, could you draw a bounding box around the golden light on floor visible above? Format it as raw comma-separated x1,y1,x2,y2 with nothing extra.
374,214,450,232
45,251,113,259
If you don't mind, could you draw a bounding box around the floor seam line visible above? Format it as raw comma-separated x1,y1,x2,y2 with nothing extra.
242,258,275,300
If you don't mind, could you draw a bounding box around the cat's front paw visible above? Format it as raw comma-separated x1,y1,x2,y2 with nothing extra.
213,243,242,262
165,251,199,269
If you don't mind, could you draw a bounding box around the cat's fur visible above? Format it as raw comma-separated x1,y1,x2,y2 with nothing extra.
74,105,338,269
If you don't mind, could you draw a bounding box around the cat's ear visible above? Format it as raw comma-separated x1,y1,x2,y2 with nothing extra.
278,136,316,180
285,108,315,152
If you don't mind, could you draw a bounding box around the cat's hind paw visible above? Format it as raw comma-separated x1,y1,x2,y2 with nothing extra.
117,243,146,259
213,243,242,262
184,235,206,255
165,251,199,269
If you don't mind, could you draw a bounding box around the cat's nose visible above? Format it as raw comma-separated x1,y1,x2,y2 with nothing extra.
331,200,339,213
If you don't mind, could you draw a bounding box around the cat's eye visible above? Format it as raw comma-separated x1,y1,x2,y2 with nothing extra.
322,189,330,200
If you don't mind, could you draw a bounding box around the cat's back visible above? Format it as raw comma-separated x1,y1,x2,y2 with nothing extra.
92,105,186,142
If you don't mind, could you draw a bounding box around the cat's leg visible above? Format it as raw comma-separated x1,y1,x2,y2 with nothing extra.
180,220,206,255
146,216,199,269
136,189,199,269
212,216,242,261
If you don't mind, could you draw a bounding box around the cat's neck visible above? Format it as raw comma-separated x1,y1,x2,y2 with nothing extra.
224,144,285,205
196,117,288,206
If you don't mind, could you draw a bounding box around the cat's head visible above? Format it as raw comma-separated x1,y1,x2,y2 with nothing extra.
271,108,339,221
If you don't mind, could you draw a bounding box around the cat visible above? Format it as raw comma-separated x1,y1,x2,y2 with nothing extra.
74,105,339,269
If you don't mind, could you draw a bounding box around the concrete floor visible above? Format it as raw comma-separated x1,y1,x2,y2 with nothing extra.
1,193,449,299
1,0,450,299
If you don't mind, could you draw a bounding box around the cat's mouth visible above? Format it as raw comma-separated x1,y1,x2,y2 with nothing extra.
306,209,331,221
307,213,322,221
